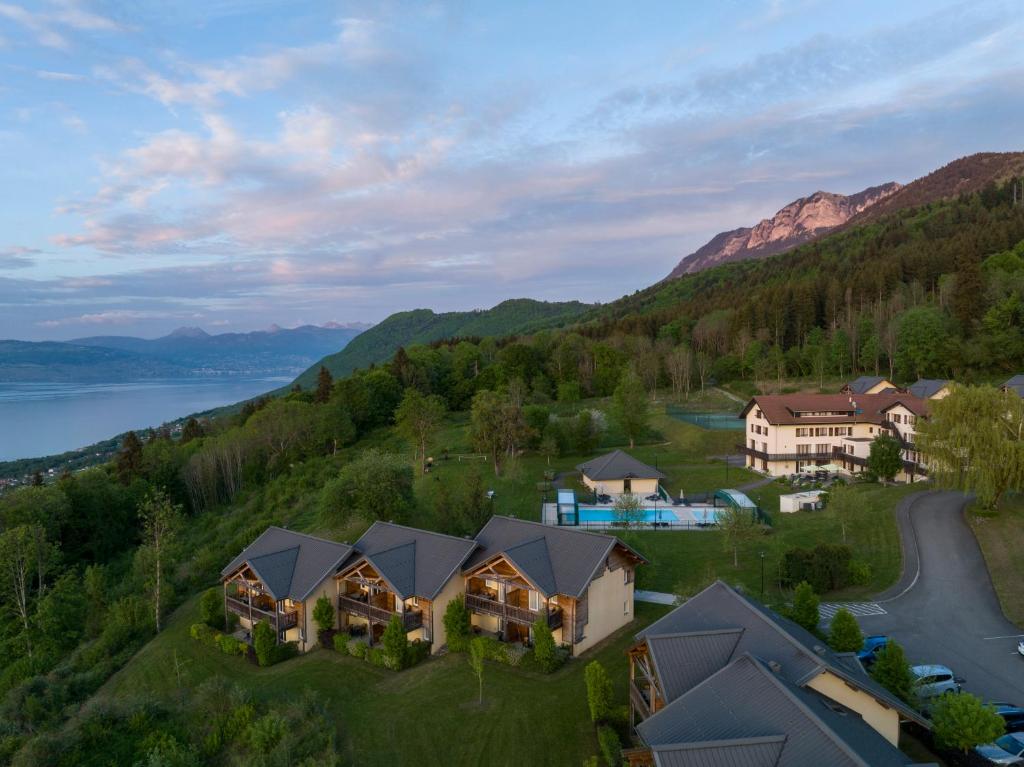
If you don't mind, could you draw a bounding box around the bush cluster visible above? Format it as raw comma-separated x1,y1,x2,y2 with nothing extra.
190,622,249,658
782,543,864,593
334,630,430,671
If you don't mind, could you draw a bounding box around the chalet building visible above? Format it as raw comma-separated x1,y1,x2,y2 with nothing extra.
905,378,950,400
462,516,647,655
220,527,353,652
576,450,666,498
624,581,930,767
739,391,929,481
1002,374,1024,398
335,521,477,652
840,375,897,395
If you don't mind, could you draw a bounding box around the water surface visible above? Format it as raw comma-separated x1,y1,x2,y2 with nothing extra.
0,377,287,461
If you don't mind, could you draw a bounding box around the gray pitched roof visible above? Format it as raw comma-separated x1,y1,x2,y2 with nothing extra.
576,449,667,481
464,516,646,598
221,527,353,602
651,736,785,767
344,521,478,600
1003,375,1024,397
843,376,888,394
636,581,927,728
639,655,919,767
647,629,744,701
906,378,949,398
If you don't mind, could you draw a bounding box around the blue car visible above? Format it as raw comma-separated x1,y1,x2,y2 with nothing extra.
990,704,1024,734
857,635,889,668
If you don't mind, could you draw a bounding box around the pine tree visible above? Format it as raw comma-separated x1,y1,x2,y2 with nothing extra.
791,581,820,633
180,417,204,444
827,608,863,652
116,431,144,485
315,365,333,404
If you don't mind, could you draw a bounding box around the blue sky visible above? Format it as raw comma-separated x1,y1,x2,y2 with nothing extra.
1,1,1022,340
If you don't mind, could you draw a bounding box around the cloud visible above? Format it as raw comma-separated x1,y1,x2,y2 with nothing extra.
0,0,123,49
36,69,85,81
36,309,176,328
0,245,39,269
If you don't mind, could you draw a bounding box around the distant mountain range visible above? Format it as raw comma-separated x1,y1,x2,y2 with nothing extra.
292,299,592,388
0,324,369,383
667,152,1024,277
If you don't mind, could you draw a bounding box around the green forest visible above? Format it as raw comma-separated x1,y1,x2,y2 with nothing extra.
1,179,1023,765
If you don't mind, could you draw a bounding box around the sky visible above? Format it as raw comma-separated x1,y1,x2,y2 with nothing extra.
1,1,1023,340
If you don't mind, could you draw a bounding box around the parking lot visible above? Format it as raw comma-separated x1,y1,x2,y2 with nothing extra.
850,492,1024,704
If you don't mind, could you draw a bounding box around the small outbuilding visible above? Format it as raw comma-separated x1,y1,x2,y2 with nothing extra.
576,449,666,497
780,490,826,513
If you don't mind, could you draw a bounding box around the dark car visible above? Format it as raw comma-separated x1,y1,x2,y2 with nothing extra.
990,704,1024,734
857,635,889,668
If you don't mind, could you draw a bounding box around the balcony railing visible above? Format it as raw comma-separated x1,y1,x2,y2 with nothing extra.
338,593,423,631
225,596,298,629
736,445,837,462
629,681,652,720
465,592,563,630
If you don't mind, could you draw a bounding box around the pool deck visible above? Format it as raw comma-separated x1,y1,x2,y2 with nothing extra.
541,502,720,531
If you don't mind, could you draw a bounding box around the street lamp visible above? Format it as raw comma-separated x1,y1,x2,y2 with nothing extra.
759,551,766,597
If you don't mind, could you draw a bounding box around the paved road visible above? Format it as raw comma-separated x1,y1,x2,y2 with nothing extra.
855,491,1024,703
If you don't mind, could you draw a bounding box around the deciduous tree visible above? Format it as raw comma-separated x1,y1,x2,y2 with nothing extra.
871,640,915,704
138,490,183,633
584,661,614,723
791,581,820,634
867,433,903,483
609,370,648,448
827,608,863,652
469,636,487,704
718,506,761,568
932,692,1005,753
394,388,447,474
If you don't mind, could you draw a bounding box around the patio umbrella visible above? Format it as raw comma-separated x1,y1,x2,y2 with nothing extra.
799,465,819,474
819,463,843,474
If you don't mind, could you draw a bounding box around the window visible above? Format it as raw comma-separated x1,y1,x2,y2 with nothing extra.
796,427,807,437
623,600,629,615
817,444,830,455
756,409,762,419
797,445,810,455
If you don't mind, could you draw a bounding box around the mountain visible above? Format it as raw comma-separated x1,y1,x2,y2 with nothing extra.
667,152,1024,279
667,182,901,277
0,340,188,383
844,151,1024,226
72,324,367,377
293,299,592,387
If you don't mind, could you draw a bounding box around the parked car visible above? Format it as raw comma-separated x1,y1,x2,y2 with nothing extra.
975,732,1024,765
857,635,889,668
990,704,1024,734
910,664,963,700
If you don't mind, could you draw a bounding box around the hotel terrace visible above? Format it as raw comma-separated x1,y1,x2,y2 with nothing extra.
737,377,949,481
221,516,646,657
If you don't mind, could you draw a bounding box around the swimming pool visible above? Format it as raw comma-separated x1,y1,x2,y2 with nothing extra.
575,507,725,525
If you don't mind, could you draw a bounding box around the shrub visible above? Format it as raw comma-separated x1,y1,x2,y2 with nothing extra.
199,588,223,629
347,639,368,659
848,560,871,586
791,582,820,634
190,623,216,645
312,595,335,634
218,634,244,656
532,617,558,672
270,642,298,665
253,620,275,667
932,692,1006,753
246,712,286,752
827,608,863,653
782,543,856,593
443,595,471,653
585,661,614,723
381,614,409,670
332,632,351,653
597,725,621,767
405,639,430,668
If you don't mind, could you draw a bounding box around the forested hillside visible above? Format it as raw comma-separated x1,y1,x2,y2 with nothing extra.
0,341,188,383
292,298,592,387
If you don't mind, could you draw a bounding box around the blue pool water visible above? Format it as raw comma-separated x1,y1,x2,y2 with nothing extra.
577,508,680,523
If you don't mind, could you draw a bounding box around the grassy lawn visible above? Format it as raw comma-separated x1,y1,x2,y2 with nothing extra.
617,482,920,605
101,596,670,767
968,494,1024,628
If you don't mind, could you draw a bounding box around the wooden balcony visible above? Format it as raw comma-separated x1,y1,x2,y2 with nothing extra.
465,592,563,630
629,680,652,720
736,444,836,462
338,593,423,631
225,596,298,629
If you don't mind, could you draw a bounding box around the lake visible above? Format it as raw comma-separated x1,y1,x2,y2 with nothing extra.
0,377,288,461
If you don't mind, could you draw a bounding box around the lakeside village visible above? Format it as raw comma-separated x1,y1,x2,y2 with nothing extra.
193,373,1022,766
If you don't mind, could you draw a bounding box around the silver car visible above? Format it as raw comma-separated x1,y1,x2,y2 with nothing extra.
911,664,963,699
976,733,1024,765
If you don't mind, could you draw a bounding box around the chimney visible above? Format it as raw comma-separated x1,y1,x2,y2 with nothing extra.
767,660,782,674
813,644,827,656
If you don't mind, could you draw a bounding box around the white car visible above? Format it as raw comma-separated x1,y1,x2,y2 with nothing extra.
976,733,1024,765
1017,640,1024,658
910,664,962,700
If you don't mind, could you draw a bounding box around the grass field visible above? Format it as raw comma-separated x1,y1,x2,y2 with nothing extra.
101,596,670,767
969,494,1024,628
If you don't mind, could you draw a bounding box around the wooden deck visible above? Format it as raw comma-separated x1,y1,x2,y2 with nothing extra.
338,593,423,631
465,592,563,630
225,596,298,629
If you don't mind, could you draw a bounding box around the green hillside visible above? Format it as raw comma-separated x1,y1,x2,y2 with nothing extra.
292,298,592,387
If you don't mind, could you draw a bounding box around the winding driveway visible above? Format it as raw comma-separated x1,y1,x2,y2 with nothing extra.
856,491,1024,703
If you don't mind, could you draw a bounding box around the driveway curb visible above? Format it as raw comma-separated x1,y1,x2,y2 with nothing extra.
874,489,932,603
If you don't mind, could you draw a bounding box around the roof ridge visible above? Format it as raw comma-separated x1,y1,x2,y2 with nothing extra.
650,735,787,751
365,520,480,545
487,514,621,542
739,654,872,767
647,627,746,641
265,525,349,548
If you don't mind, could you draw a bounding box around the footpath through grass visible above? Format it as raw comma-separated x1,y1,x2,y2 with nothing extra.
969,494,1024,628
101,597,670,767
